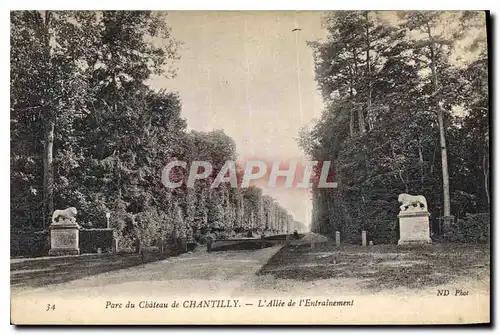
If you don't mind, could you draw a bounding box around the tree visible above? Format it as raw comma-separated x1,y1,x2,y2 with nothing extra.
398,11,486,218
400,11,455,217
11,11,93,228
11,10,303,250
302,11,488,240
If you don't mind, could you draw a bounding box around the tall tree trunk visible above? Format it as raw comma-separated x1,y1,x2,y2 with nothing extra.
427,23,451,217
325,190,334,233
349,86,356,138
42,118,55,228
436,109,450,216
417,136,425,189
352,47,365,133
364,11,372,132
41,10,54,228
357,107,365,134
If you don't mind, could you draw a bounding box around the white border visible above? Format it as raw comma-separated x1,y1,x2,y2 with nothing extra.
3,0,497,10
1,1,497,334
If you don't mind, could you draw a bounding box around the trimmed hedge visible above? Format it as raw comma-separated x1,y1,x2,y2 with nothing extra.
445,213,490,243
11,230,50,258
462,213,490,243
366,220,398,245
79,228,114,254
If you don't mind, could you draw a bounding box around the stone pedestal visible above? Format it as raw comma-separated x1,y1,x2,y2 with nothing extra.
398,211,431,245
361,230,367,246
49,221,80,256
335,231,341,246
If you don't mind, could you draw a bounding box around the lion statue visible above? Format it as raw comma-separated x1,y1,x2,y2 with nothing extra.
398,193,427,212
52,207,78,224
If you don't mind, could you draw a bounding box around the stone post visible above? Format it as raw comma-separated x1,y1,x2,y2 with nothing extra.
335,231,341,246
361,230,367,247
398,211,432,245
112,238,119,253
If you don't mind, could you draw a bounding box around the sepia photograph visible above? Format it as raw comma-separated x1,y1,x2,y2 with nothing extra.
9,9,490,325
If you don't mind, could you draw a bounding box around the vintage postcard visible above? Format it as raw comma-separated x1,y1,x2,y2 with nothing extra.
10,10,490,325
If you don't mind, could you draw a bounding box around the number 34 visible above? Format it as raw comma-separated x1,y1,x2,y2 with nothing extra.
46,304,56,311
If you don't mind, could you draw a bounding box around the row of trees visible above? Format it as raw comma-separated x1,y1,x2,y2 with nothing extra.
299,11,489,240
11,11,302,250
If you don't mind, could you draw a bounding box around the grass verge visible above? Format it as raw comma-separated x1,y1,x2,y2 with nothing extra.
257,242,490,291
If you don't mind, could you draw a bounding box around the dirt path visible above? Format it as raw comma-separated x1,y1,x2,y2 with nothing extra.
11,236,489,325
12,245,283,299
11,235,490,300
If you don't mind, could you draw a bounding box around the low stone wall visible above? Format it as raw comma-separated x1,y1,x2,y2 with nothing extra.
211,234,304,252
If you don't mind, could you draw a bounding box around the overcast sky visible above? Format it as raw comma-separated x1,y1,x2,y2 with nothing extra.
150,11,329,226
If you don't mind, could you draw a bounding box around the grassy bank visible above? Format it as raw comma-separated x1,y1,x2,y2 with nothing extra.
257,241,490,291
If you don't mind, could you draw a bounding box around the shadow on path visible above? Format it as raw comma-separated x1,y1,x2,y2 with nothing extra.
11,251,180,289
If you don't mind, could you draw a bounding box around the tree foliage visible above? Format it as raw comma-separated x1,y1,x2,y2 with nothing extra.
301,11,489,241
11,11,301,251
